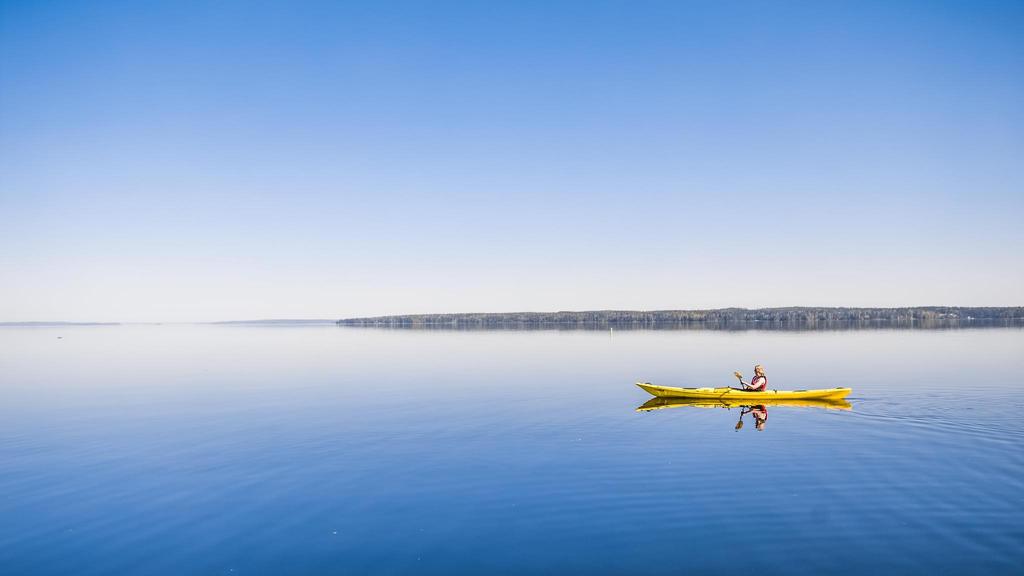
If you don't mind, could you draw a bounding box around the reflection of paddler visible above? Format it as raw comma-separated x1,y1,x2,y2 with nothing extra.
735,405,768,431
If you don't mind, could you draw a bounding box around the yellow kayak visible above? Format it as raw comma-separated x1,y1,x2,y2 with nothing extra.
636,396,852,412
636,382,852,401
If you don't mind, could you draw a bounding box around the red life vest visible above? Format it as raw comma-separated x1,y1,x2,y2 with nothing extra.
750,375,767,391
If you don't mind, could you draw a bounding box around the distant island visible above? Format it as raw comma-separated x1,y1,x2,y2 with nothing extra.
337,307,1023,328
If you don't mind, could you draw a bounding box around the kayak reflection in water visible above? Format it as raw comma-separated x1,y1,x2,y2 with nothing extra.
637,394,850,433
637,396,850,413
734,405,768,431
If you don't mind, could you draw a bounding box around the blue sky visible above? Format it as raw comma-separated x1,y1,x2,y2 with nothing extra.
1,0,1022,321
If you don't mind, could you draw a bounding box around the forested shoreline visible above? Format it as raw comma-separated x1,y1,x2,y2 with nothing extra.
337,307,1023,327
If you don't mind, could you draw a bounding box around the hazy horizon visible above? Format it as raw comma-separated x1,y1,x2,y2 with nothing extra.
4,305,1023,326
3,1,1022,322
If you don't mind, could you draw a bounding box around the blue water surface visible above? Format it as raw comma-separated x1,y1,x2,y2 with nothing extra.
1,325,1022,574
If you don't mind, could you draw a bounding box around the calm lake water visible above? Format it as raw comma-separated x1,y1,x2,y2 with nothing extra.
1,325,1022,574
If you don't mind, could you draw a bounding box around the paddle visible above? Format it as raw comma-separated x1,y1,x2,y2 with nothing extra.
733,372,746,429
734,370,745,391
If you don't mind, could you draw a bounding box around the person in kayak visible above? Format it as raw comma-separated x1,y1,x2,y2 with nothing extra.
734,365,767,391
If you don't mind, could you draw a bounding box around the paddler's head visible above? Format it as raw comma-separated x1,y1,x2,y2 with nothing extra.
754,364,765,377
755,419,765,431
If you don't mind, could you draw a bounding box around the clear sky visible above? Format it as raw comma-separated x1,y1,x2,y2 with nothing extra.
1,0,1022,322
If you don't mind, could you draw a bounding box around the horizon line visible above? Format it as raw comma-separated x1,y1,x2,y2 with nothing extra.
4,305,1023,326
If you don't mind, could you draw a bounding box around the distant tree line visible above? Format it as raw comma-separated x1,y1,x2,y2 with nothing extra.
337,307,1024,327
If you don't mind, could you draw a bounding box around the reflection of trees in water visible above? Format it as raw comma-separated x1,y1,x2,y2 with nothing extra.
336,307,1024,332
